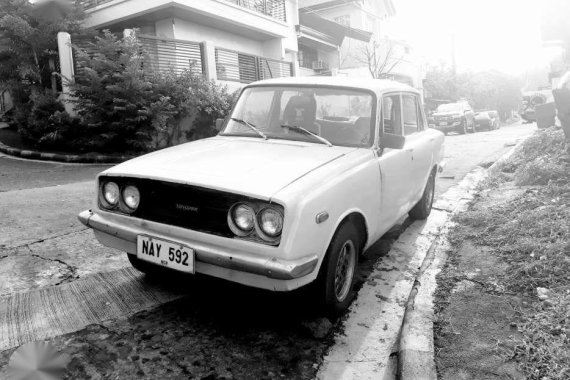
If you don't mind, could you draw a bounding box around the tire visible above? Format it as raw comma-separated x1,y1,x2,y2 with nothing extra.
409,170,436,220
316,223,361,316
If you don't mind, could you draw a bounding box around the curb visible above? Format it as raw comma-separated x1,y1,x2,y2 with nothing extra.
0,141,134,164
396,134,531,380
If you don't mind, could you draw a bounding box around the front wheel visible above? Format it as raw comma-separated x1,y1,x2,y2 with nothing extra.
317,223,360,316
409,170,436,220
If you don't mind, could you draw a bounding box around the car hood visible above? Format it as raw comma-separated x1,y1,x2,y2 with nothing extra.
101,137,358,200
474,113,490,120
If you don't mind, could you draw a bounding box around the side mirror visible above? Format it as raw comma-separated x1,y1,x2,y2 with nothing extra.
379,133,405,150
215,118,226,131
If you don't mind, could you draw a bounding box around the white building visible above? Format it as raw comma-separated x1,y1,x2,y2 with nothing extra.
71,0,300,91
298,0,425,93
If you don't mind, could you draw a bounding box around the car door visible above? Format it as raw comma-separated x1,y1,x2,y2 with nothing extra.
402,93,434,203
376,93,414,231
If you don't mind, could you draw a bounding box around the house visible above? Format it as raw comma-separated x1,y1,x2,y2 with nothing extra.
299,0,395,69
298,0,425,93
296,9,371,76
65,0,299,91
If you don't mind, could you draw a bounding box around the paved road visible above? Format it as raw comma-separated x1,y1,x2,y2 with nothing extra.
0,122,535,379
435,121,533,197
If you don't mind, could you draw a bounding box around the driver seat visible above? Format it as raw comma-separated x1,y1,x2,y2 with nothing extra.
283,94,321,135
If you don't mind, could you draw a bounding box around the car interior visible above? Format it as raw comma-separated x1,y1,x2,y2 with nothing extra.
281,92,371,147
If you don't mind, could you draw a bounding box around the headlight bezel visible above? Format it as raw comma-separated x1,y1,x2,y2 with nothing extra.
256,207,284,239
99,179,141,214
122,185,141,211
100,181,120,208
228,203,256,236
227,202,284,243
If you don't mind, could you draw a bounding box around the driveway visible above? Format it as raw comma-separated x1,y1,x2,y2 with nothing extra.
0,121,535,379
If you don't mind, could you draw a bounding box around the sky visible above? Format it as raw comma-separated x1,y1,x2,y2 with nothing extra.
388,0,556,75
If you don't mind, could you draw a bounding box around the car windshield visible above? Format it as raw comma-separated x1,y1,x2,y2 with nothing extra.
221,86,375,147
436,103,463,113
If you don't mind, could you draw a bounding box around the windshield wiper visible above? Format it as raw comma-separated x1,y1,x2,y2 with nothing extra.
230,118,267,140
280,125,332,147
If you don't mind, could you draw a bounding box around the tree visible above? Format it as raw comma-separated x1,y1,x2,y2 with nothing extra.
424,65,521,120
0,0,85,103
357,38,405,79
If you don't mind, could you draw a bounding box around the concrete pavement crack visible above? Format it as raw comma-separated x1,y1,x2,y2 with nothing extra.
9,228,89,249
27,251,80,285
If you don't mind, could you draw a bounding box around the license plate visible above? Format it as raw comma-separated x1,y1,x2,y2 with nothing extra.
439,122,448,126
137,235,195,273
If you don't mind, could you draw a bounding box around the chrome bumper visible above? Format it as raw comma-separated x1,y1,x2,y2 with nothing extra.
78,210,318,281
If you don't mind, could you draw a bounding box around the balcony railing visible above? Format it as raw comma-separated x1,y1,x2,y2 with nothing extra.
215,47,292,84
224,0,286,22
77,0,114,9
78,0,287,22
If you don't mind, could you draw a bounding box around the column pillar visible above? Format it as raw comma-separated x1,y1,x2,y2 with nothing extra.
57,32,75,116
201,41,217,81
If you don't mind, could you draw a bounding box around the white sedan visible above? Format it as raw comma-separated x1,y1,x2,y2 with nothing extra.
79,77,445,315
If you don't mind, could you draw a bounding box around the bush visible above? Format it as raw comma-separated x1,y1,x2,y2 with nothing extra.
69,30,238,154
16,92,82,150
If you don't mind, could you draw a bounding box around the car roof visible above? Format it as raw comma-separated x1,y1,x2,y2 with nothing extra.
246,76,420,96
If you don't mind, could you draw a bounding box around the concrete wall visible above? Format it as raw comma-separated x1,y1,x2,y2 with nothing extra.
173,18,266,57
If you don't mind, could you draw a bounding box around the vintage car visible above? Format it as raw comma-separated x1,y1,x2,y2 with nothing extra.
78,77,445,314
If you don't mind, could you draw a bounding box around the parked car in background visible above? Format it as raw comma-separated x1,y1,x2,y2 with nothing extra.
474,110,500,131
78,77,445,315
431,101,476,134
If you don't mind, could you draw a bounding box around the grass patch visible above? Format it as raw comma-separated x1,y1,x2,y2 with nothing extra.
438,126,570,379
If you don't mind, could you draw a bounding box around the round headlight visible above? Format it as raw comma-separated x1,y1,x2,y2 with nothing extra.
102,182,120,206
258,208,283,237
232,204,255,231
122,185,140,210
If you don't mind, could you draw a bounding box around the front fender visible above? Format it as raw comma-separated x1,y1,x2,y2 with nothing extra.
273,151,381,277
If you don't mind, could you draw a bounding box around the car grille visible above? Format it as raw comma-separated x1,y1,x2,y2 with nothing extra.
434,115,455,121
102,177,253,238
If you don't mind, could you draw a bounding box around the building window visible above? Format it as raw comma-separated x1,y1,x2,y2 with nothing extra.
334,15,351,27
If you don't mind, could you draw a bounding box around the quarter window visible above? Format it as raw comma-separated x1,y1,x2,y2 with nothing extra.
402,95,419,135
382,94,402,135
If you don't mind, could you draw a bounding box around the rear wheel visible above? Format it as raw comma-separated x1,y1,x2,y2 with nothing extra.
316,223,360,316
409,170,436,220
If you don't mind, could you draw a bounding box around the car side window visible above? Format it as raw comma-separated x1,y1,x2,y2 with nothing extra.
402,94,419,135
382,94,402,135
416,97,426,131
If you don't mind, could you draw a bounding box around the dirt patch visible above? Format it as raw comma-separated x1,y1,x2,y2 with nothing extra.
435,229,525,380
434,127,570,380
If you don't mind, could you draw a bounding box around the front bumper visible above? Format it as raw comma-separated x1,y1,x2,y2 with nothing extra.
78,209,319,282
475,120,491,128
434,120,463,131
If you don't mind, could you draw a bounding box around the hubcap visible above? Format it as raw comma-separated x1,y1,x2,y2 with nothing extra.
334,240,356,302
